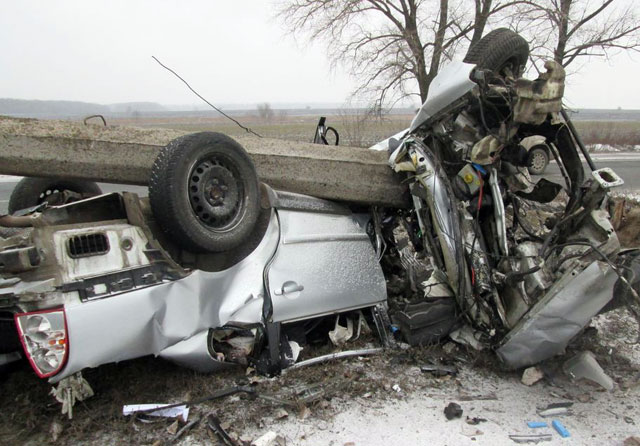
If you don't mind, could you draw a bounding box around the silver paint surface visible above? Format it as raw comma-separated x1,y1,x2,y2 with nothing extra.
409,62,477,133
497,260,617,369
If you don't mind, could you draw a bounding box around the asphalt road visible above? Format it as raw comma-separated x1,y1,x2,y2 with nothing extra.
0,153,637,215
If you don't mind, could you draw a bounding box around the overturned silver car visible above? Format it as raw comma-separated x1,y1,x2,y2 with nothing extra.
0,29,637,395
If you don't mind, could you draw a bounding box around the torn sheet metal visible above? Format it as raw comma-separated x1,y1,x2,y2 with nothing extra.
563,350,614,390
123,403,189,421
497,260,617,369
56,211,280,381
409,61,477,132
514,60,565,125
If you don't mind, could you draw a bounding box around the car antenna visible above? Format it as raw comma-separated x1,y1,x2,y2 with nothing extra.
152,56,262,138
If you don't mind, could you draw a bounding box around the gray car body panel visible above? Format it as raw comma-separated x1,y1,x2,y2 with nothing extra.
56,202,387,381
497,260,617,369
268,209,387,323
409,61,477,133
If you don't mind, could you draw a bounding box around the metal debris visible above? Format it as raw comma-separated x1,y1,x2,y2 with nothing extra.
420,363,458,377
122,404,189,422
563,350,614,391
536,402,573,418
285,347,383,371
509,433,552,443
444,402,463,420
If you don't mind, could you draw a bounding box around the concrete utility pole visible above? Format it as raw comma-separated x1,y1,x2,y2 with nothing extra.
0,116,408,208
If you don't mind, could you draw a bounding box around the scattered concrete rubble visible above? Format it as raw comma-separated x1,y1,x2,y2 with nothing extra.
521,367,545,386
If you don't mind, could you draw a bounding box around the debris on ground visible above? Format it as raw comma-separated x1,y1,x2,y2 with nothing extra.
509,433,553,443
551,419,570,438
251,431,287,446
444,402,463,420
420,363,458,377
461,426,483,437
526,421,548,428
536,402,573,418
625,436,640,446
563,350,615,390
521,367,544,386
122,403,189,422
49,373,94,419
466,416,487,425
207,413,240,446
49,420,63,442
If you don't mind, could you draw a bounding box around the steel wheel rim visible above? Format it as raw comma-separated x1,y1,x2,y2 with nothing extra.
530,151,546,171
188,155,245,232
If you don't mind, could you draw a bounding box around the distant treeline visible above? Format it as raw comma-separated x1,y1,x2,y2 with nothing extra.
0,98,165,118
1,97,639,122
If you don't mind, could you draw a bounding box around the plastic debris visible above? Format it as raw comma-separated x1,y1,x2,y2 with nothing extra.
50,373,95,419
123,404,189,422
329,316,354,346
536,402,573,418
563,351,614,391
521,367,544,386
444,402,463,420
509,434,552,443
449,325,485,350
552,420,570,438
252,431,287,446
527,421,548,428
275,408,289,420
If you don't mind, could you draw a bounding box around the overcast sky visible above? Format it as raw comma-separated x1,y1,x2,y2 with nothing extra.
1,0,639,109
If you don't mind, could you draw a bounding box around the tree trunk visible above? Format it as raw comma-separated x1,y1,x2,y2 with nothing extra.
421,0,449,102
469,0,492,48
554,0,572,64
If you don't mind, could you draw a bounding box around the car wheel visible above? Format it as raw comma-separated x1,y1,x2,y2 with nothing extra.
149,132,261,253
527,146,550,175
463,28,530,77
8,178,102,214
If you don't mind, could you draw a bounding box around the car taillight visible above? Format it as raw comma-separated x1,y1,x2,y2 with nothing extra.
14,309,68,378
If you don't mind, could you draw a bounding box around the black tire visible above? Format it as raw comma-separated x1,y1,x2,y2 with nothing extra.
463,28,529,77
8,177,102,214
527,145,550,175
149,132,260,253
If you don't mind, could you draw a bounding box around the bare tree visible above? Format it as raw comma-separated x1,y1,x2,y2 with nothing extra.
278,0,526,106
514,0,640,71
257,102,275,121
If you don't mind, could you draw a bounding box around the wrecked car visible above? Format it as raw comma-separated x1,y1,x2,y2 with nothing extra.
0,28,637,399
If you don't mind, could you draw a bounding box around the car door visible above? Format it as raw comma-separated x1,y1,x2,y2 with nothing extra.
266,208,387,323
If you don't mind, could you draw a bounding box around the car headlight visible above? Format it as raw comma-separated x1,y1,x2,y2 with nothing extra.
15,309,68,378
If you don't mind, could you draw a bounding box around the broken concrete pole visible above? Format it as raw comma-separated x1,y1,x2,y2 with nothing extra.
0,116,408,207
